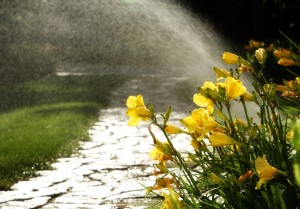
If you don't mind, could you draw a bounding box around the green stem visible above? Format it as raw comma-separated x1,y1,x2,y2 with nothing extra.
158,125,201,195
241,97,251,126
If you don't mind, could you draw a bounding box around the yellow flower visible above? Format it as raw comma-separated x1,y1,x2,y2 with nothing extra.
126,95,151,126
180,108,219,140
278,58,296,66
165,124,183,134
222,52,239,64
225,77,247,100
255,155,285,190
149,140,173,163
209,132,241,147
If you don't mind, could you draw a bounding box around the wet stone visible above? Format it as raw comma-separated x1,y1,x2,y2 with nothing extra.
0,107,188,208
1,196,50,209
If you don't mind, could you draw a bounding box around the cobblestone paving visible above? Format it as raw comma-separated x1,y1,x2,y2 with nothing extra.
0,108,160,209
0,75,193,209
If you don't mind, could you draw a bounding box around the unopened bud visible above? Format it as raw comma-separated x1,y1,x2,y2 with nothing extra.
255,48,267,64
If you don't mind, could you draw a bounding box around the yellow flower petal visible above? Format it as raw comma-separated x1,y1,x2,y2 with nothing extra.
193,94,214,114
128,116,141,126
136,94,146,107
126,96,138,108
225,77,246,100
193,94,211,106
202,81,218,90
135,107,152,118
209,132,240,147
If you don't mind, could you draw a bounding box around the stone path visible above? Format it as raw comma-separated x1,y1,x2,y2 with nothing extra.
0,108,161,208
0,74,194,209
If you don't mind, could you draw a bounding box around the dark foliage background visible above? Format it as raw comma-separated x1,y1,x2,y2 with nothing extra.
178,0,300,43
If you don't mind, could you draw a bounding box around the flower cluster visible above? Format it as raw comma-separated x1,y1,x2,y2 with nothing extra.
125,41,300,208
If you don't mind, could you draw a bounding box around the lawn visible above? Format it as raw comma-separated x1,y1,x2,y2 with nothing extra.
0,74,126,190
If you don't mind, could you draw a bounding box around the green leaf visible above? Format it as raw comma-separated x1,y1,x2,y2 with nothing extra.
213,67,227,78
214,109,228,121
293,120,300,187
207,88,221,102
164,106,172,125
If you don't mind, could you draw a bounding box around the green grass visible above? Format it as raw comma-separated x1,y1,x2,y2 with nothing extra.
0,74,126,112
0,74,126,190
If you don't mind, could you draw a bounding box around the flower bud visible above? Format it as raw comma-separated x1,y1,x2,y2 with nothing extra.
278,58,296,66
242,91,254,101
222,52,239,64
255,48,267,64
209,173,226,186
273,48,292,58
165,124,182,134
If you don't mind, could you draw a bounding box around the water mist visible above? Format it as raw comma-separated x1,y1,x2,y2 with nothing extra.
37,0,253,113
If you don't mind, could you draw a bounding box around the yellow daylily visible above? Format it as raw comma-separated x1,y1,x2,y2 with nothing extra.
222,52,239,64
209,132,241,147
180,108,219,140
224,77,247,100
255,155,286,190
149,140,173,163
126,94,152,126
